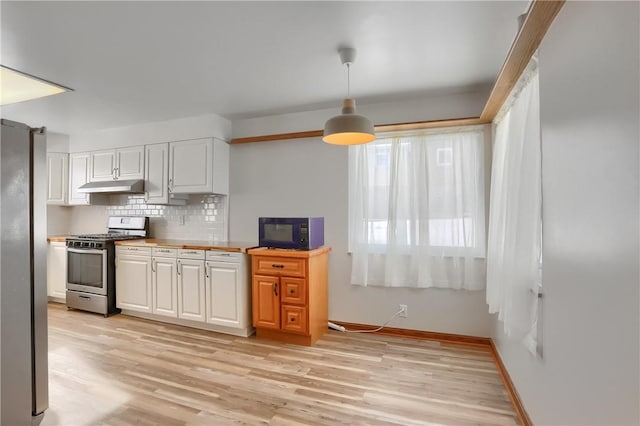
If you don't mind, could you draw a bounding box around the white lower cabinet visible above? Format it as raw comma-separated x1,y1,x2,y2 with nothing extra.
177,257,206,322
116,247,152,313
115,244,252,337
205,252,249,331
47,241,67,301
152,248,178,318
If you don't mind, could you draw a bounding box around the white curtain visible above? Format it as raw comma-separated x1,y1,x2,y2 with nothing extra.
349,127,486,289
486,67,541,354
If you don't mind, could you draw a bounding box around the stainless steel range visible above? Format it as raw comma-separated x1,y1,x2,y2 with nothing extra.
66,216,149,316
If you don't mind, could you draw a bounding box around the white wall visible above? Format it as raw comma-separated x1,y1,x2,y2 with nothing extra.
233,90,489,138
69,113,231,152
229,92,493,336
46,132,69,153
493,2,639,425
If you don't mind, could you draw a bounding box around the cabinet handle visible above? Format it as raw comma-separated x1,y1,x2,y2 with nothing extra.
177,260,181,275
290,316,295,322
289,289,295,294
271,264,284,269
274,282,278,296
151,259,156,273
168,178,173,193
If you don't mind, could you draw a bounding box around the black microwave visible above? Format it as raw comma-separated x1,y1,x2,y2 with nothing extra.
258,217,324,250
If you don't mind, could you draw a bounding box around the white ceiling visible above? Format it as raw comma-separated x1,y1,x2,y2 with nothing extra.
0,1,528,136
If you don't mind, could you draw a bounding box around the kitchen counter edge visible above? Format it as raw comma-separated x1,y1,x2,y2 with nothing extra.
47,236,68,242
115,239,258,253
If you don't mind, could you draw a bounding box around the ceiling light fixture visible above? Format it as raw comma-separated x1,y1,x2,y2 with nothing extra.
323,47,375,145
0,65,72,106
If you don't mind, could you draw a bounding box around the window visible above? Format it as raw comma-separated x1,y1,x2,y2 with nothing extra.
348,127,487,289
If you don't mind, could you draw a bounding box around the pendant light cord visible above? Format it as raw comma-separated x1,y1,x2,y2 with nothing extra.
346,63,351,98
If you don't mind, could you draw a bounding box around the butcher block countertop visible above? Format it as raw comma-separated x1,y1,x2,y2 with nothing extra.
47,236,68,242
115,239,257,253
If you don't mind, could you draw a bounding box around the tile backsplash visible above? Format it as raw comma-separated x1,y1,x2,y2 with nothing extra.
105,194,227,240
60,194,227,240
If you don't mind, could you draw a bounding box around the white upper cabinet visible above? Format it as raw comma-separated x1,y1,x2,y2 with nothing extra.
89,146,144,182
168,138,229,195
144,143,187,205
145,143,169,203
117,146,145,180
46,152,68,205
90,150,116,181
68,152,90,205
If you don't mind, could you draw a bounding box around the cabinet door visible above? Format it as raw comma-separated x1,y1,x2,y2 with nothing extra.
177,258,206,322
205,261,241,327
152,257,178,317
47,153,68,205
281,305,308,335
252,275,280,329
90,150,116,182
169,138,213,194
117,146,144,180
47,242,67,300
145,143,169,204
280,277,306,306
116,254,152,312
68,152,90,205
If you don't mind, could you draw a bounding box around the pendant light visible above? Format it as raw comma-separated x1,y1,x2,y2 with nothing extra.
323,48,375,145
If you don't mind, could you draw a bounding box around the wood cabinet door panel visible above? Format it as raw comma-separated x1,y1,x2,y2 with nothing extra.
281,305,308,334
280,277,306,306
253,256,306,277
252,275,280,329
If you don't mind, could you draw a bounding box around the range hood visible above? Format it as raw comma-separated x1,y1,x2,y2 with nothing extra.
77,179,144,194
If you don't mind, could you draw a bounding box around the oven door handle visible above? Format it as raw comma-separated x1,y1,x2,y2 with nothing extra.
67,247,107,255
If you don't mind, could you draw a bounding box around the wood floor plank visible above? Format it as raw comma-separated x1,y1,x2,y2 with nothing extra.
42,302,520,425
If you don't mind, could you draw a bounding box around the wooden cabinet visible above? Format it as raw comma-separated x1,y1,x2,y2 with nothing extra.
115,246,152,313
168,138,229,195
68,152,90,205
249,246,331,346
47,153,68,205
89,146,144,182
151,248,178,318
47,241,67,301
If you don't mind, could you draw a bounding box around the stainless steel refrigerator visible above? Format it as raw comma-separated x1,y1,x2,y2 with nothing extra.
1,119,49,425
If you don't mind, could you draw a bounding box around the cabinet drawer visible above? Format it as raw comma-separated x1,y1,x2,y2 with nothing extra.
152,247,177,257
281,277,306,306
281,305,308,335
178,249,205,260
117,246,151,255
253,256,306,277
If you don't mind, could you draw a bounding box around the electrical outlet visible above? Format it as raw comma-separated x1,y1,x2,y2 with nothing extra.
399,304,408,318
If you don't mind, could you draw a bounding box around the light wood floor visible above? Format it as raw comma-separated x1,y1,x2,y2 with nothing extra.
43,302,520,425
